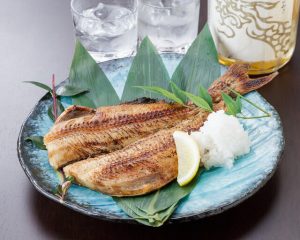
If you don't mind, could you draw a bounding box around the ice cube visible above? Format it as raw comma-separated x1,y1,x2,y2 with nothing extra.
94,3,109,20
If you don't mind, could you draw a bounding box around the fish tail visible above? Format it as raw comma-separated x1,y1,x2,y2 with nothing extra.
209,64,278,102
232,65,278,94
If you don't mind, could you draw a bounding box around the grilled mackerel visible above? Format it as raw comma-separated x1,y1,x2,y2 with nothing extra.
63,64,278,196
44,98,199,169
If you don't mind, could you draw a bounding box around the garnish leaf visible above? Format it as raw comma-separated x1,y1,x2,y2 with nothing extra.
25,136,46,150
122,37,170,101
48,100,65,121
222,93,242,116
236,96,242,114
171,24,221,94
53,185,63,196
199,85,213,108
53,177,74,201
169,81,187,103
184,92,213,112
227,88,271,119
24,81,52,92
65,176,75,182
56,85,89,97
69,40,119,108
114,171,201,227
135,86,184,104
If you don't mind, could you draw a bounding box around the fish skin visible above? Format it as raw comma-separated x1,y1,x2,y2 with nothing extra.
63,112,208,196
63,64,278,196
44,100,199,169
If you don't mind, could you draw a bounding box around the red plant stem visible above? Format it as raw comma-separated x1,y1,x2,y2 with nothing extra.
52,74,58,120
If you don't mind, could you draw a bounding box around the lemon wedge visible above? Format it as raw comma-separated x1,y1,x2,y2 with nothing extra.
173,131,201,186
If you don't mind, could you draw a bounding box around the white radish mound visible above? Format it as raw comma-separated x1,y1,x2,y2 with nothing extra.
191,110,251,170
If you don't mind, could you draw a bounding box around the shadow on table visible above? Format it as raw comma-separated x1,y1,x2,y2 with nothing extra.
28,170,280,240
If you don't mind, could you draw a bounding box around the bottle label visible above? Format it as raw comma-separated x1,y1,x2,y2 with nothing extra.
208,0,295,62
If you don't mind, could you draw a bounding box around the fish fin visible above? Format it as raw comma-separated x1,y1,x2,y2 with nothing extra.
55,105,95,123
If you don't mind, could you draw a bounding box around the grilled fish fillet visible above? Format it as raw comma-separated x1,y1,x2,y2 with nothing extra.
63,64,278,196
44,99,199,169
64,112,207,196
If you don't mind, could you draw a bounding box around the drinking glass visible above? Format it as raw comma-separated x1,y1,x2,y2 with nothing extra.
71,0,138,62
138,0,200,53
208,0,300,75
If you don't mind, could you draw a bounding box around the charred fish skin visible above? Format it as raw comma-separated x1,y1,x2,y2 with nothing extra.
63,64,278,197
44,101,199,169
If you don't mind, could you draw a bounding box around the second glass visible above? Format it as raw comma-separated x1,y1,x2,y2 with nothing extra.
138,0,200,53
71,0,138,62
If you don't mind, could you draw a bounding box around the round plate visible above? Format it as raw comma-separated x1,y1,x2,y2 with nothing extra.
17,54,284,224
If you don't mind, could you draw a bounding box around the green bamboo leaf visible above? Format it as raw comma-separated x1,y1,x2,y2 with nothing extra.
199,85,213,108
25,136,46,150
114,171,202,227
121,37,170,101
184,92,213,112
169,81,187,103
48,99,65,121
69,41,120,108
56,85,89,97
171,24,221,94
222,93,240,115
24,81,52,92
135,86,184,104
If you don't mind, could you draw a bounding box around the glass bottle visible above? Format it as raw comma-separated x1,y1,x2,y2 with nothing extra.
208,0,300,74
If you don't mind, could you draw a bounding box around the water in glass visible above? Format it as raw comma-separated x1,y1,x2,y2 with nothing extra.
138,0,200,53
72,0,137,62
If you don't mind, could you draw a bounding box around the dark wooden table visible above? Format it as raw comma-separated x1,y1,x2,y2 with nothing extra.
1,0,300,239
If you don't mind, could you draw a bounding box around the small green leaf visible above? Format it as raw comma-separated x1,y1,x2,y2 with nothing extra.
135,86,184,104
53,185,63,195
25,136,46,150
184,92,213,112
199,85,213,108
65,176,74,182
48,99,65,121
24,81,52,92
47,107,55,121
53,177,73,201
169,81,187,103
236,96,242,113
228,88,271,118
56,85,89,97
222,93,241,116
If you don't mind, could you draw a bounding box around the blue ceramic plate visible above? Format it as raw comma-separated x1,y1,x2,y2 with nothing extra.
17,54,284,224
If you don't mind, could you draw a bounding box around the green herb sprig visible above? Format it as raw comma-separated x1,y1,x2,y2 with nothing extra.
222,93,242,116
24,78,88,121
225,88,271,119
134,86,184,105
53,175,75,201
137,81,270,119
135,82,213,112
